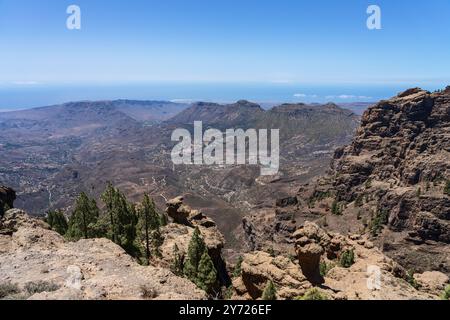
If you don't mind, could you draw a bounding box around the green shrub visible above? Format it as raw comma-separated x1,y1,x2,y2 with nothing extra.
261,280,277,300
444,180,450,195
370,209,389,236
224,286,234,300
406,270,419,289
295,288,328,300
232,256,243,278
441,285,450,300
331,200,343,215
319,261,335,277
24,281,60,295
0,282,20,299
340,249,355,268
267,247,276,257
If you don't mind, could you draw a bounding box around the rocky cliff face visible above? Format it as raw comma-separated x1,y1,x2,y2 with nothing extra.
0,209,206,300
324,87,449,273
242,88,450,275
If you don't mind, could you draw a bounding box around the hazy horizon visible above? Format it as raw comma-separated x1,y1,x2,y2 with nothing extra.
2,81,449,111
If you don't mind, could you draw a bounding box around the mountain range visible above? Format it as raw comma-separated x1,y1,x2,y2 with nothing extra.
0,99,359,251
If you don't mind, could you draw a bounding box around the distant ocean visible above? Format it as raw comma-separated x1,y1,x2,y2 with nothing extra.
0,82,446,111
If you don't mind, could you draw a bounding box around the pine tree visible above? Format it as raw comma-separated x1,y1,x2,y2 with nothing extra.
101,182,117,242
331,200,341,215
101,184,138,256
171,244,184,276
45,210,68,235
151,228,164,258
183,227,206,281
196,251,218,294
183,227,219,294
116,194,138,255
137,195,161,262
261,280,277,300
66,192,100,240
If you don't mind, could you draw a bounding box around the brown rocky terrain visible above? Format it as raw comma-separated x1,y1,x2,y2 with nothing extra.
1,203,447,300
0,208,206,300
241,87,450,276
231,222,447,300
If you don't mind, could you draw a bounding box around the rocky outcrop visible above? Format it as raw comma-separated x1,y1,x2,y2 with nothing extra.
0,209,206,300
293,222,329,284
413,271,449,296
233,221,442,300
166,196,217,228
232,252,312,300
0,186,16,218
161,197,230,286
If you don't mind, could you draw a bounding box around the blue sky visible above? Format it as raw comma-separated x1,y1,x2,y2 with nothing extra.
0,0,449,107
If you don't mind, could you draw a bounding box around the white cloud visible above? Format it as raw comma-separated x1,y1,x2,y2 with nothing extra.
293,93,319,99
325,94,373,100
338,94,356,99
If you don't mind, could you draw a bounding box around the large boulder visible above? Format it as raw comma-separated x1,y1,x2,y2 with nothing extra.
232,251,312,300
293,222,332,285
